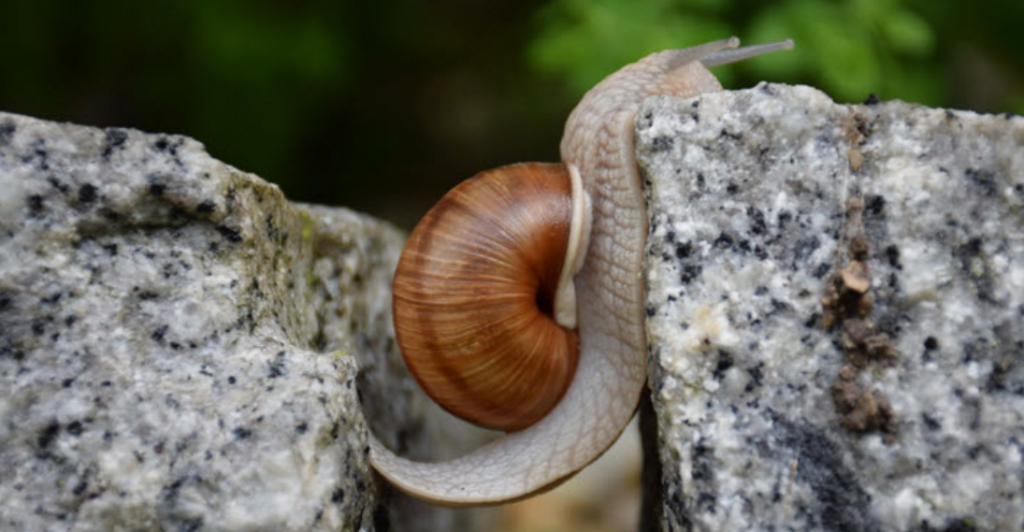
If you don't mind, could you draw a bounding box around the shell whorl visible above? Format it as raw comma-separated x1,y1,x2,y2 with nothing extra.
392,162,579,431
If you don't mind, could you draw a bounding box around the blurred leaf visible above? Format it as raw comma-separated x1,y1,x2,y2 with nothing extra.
876,8,934,56
529,0,733,95
192,2,350,86
528,0,953,106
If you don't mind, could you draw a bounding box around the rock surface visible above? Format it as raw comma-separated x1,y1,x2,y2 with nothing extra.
638,85,1024,532
0,111,483,532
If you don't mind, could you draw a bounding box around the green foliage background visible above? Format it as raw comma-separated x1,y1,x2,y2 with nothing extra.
1,0,1021,228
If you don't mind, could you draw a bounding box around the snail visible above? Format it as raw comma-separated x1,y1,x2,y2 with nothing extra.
370,36,794,506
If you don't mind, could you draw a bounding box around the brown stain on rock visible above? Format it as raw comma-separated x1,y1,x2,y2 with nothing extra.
822,198,898,442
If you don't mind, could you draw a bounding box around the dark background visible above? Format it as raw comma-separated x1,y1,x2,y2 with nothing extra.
2,0,1021,229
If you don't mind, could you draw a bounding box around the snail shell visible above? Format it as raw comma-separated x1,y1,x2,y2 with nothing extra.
392,162,581,431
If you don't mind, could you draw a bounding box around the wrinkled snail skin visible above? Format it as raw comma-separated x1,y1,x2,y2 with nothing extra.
369,37,794,506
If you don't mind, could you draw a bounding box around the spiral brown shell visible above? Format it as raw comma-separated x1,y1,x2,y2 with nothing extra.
392,162,579,431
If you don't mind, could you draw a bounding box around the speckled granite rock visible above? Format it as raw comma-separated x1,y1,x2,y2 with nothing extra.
0,111,492,532
638,86,1024,532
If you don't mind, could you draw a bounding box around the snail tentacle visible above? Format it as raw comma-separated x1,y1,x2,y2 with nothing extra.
700,38,795,67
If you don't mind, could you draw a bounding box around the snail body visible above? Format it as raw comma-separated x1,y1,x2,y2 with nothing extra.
371,37,794,505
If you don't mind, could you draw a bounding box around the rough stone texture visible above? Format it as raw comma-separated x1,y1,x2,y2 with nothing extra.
0,111,494,532
638,85,1024,532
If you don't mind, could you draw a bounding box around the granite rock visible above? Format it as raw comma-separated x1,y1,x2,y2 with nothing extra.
638,85,1024,532
0,111,415,531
